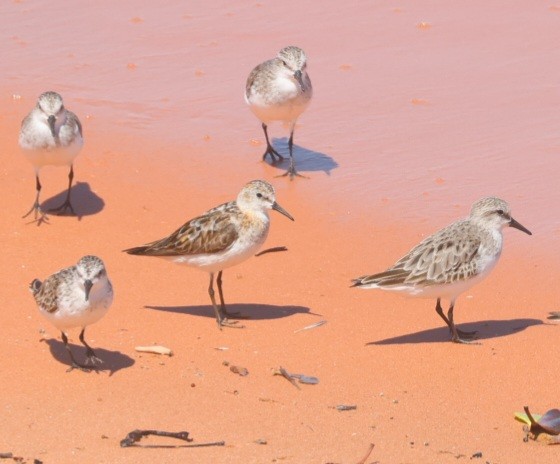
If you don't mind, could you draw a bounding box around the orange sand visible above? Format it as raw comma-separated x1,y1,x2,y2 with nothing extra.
1,1,559,463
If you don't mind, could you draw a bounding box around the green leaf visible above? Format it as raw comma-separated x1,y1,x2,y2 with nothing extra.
515,412,541,425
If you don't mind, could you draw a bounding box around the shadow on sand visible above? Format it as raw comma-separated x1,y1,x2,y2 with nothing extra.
145,303,317,321
44,338,134,375
367,318,544,345
41,181,105,220
268,137,338,176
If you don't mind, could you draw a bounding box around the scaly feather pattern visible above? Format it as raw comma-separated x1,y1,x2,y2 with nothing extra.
125,202,241,256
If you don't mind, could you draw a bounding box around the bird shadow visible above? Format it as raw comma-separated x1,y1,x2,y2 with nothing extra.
145,303,316,321
41,181,105,220
367,318,544,345
43,338,135,376
270,137,338,176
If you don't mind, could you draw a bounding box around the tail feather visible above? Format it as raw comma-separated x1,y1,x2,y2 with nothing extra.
123,246,150,255
351,268,408,288
29,279,42,296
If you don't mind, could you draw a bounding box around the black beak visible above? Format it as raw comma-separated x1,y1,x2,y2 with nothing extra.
272,201,294,221
509,217,532,235
47,115,56,137
293,70,306,91
84,280,93,301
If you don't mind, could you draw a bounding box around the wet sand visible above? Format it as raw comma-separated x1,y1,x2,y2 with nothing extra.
0,1,559,463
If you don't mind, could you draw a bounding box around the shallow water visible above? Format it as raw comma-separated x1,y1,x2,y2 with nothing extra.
2,0,559,240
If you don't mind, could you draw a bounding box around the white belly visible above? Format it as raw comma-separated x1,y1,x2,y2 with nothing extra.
162,229,268,274
22,142,82,168
19,119,83,168
248,99,310,126
246,75,312,125
41,284,113,331
399,270,492,300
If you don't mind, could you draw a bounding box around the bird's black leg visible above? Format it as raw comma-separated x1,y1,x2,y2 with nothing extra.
23,174,48,223
435,298,452,328
435,299,478,343
276,125,308,180
261,123,283,163
216,270,248,319
50,164,76,215
61,331,90,372
79,328,102,366
208,273,242,329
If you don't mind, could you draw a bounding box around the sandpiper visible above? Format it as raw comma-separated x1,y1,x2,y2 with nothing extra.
351,197,531,343
30,256,113,371
124,180,294,328
245,46,312,179
19,91,83,222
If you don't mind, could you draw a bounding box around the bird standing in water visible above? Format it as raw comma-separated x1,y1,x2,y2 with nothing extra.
245,46,313,179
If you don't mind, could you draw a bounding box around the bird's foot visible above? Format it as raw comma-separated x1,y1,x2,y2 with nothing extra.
262,146,284,164
66,362,92,373
22,202,40,219
49,200,76,216
217,318,245,329
22,203,49,225
275,165,309,180
451,329,480,344
85,353,103,366
451,337,481,345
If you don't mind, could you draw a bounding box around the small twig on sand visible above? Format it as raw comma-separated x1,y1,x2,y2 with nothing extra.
255,246,288,257
332,404,357,411
294,320,327,333
186,441,226,448
275,366,301,390
0,454,14,459
523,406,538,427
121,430,192,447
120,429,225,448
356,443,375,464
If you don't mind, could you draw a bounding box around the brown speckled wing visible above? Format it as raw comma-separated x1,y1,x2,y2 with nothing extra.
245,64,261,97
20,112,32,132
67,111,83,138
125,202,240,256
34,273,64,313
397,223,481,285
355,221,482,287
19,112,36,146
246,59,276,98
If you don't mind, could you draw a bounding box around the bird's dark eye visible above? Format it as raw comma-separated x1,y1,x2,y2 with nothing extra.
256,193,263,198
281,60,287,66
496,209,504,216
